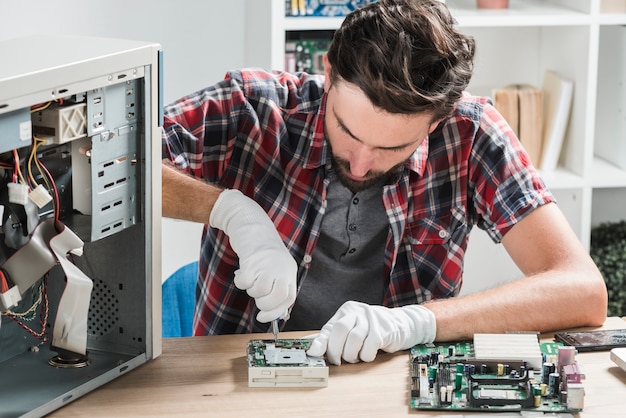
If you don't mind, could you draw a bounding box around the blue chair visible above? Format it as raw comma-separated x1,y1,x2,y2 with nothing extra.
162,261,198,337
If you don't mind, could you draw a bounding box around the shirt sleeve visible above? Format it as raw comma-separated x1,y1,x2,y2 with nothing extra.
161,73,246,182
468,99,555,243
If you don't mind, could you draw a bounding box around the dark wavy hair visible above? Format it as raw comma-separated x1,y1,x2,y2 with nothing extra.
326,0,475,121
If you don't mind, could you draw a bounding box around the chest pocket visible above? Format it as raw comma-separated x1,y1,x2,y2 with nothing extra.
403,206,469,298
406,206,468,246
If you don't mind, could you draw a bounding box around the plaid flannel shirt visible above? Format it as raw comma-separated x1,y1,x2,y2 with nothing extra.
162,69,554,335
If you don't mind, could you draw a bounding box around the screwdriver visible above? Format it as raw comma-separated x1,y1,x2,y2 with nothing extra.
272,309,290,344
272,319,279,343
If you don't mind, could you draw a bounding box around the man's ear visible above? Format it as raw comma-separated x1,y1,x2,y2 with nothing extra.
429,118,444,133
323,54,332,92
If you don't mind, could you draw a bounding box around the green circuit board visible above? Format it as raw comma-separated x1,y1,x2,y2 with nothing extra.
247,338,328,387
410,339,584,413
285,0,377,17
285,34,333,74
247,338,325,368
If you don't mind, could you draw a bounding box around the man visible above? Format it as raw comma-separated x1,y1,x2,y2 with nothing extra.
161,0,607,365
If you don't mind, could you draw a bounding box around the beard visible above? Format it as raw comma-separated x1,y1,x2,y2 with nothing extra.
331,154,403,193
324,122,407,193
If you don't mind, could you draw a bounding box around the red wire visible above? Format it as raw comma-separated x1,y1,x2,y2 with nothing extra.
0,271,8,293
11,150,19,183
6,274,49,343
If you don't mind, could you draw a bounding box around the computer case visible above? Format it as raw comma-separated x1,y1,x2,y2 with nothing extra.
0,34,162,417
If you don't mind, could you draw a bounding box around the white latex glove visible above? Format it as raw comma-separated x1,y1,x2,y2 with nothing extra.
209,189,297,323
306,301,436,365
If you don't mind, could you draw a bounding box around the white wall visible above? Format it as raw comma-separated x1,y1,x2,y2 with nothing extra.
0,0,246,281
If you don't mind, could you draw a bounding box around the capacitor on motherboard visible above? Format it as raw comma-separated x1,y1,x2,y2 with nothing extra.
497,363,504,376
542,362,555,384
468,364,475,376
456,363,464,374
503,364,510,375
440,385,447,403
448,345,455,357
533,385,542,407
480,364,487,374
455,373,463,390
549,372,560,397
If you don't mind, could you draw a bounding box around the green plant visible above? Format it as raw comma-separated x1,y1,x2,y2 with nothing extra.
590,220,626,317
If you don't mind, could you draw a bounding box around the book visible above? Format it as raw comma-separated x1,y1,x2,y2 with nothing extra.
517,84,543,167
492,85,519,137
539,70,574,172
493,84,543,166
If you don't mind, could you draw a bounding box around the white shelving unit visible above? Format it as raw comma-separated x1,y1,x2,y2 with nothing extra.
244,0,626,294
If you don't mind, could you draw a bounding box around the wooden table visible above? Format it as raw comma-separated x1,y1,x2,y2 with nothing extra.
51,317,626,417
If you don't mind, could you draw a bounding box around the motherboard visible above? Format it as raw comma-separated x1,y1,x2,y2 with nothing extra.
285,0,378,17
410,334,584,413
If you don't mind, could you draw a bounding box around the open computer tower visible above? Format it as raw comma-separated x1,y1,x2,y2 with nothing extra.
0,35,162,417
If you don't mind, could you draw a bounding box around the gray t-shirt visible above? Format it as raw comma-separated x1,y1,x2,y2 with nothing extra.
284,171,388,331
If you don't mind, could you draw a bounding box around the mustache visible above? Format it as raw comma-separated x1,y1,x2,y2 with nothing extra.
332,155,381,180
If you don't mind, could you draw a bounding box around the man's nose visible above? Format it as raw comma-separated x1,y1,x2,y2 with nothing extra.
349,146,375,178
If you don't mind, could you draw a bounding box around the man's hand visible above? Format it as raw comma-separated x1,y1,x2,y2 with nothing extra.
306,301,436,365
209,189,297,323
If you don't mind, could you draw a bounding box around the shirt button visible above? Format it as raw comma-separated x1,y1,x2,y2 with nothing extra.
348,248,356,254
348,223,357,232
438,229,448,239
303,254,312,264
352,197,359,205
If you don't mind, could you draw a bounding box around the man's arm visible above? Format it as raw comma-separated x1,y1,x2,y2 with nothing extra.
161,162,297,323
424,202,608,341
307,201,608,364
162,163,222,224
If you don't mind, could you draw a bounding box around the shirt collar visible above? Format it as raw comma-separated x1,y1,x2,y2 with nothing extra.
404,135,429,177
302,92,332,170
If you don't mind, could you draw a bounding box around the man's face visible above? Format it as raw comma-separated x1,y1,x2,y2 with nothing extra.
323,79,437,193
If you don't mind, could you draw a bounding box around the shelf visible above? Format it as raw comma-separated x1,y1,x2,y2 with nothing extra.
590,157,626,188
538,167,585,190
598,13,626,25
446,0,591,27
281,0,592,31
283,17,344,31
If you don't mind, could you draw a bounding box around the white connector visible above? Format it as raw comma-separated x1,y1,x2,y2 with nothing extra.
0,286,22,310
7,183,29,205
29,184,53,208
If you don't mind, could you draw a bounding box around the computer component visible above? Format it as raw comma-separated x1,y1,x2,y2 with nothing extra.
285,31,333,74
247,338,328,387
410,334,585,412
555,329,626,351
285,0,377,17
610,347,626,372
0,34,162,417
